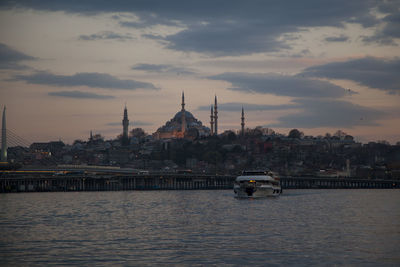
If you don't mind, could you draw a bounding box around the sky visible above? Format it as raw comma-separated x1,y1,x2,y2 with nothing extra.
0,0,399,144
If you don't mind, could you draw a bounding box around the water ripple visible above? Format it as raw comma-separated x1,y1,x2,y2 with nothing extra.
0,190,399,266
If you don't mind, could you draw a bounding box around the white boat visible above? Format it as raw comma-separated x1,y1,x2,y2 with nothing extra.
234,170,282,198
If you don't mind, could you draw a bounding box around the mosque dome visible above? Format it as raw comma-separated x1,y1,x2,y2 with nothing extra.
153,93,210,139
173,110,195,121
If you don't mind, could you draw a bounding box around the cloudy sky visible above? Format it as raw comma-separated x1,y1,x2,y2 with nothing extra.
0,0,399,144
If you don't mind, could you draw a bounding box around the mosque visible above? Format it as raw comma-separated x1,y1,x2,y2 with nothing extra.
153,92,213,140
120,92,245,143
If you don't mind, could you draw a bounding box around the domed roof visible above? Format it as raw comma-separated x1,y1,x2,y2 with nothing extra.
173,110,195,121
153,93,211,138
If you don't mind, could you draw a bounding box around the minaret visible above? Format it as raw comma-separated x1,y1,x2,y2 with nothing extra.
181,91,186,134
89,130,93,141
210,105,214,135
1,106,7,162
241,106,245,136
122,105,129,146
214,95,218,135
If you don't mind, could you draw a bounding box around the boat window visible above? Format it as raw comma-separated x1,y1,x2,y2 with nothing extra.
242,170,268,175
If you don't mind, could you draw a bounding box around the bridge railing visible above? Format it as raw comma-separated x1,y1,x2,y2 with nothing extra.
0,172,399,192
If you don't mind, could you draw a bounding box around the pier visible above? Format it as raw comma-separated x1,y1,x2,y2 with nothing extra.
0,172,399,192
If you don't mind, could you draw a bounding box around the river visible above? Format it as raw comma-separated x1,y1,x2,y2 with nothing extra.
1,189,399,266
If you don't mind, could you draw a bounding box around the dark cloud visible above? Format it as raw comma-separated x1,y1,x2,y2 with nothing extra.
324,35,349,42
361,34,397,46
132,63,195,75
48,90,114,99
280,49,312,58
381,13,400,38
78,31,133,41
197,102,298,112
132,121,153,126
119,14,181,29
140,34,166,41
209,72,347,98
197,99,383,128
119,21,144,28
14,71,158,90
268,99,384,128
107,122,129,126
377,0,400,14
0,1,385,56
362,3,400,46
163,22,291,56
301,57,400,93
347,12,379,28
0,43,36,70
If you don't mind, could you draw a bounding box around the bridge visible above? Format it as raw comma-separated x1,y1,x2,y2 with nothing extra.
0,171,398,193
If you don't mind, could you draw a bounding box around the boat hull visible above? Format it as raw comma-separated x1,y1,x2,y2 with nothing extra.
234,185,281,198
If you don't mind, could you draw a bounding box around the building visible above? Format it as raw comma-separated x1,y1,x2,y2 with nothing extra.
30,141,65,153
153,92,210,139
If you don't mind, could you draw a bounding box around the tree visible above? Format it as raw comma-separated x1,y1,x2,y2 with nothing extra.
221,130,236,142
288,129,302,139
344,135,354,141
377,140,390,145
73,139,84,145
92,134,104,141
334,130,347,140
247,127,263,137
130,128,147,139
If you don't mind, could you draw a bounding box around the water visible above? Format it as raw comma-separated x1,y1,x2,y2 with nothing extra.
1,190,399,266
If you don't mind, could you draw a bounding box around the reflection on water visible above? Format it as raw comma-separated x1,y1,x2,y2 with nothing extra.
1,190,399,266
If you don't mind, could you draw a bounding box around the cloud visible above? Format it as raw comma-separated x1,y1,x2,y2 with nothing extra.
197,102,298,112
162,22,291,56
197,99,384,128
361,34,397,46
0,43,36,70
131,63,195,75
0,1,385,56
140,1,380,56
119,14,181,29
381,13,400,39
301,57,400,93
268,98,384,128
284,49,312,58
324,35,349,42
78,31,133,41
132,121,153,126
14,71,158,90
48,90,114,99
362,4,400,46
209,72,347,98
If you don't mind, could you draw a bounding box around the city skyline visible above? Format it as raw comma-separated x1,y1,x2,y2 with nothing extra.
1,1,400,144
